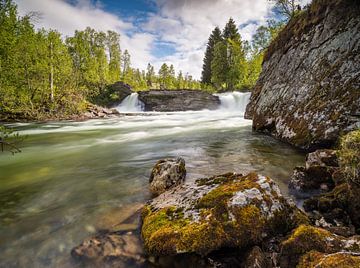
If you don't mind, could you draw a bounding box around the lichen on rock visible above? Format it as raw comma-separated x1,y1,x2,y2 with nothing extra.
141,172,307,257
245,0,360,150
280,224,360,267
149,157,186,196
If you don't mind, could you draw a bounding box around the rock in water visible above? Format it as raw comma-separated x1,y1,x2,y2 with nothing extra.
245,0,360,150
141,172,308,256
138,90,220,112
289,149,339,193
149,158,186,196
71,231,145,267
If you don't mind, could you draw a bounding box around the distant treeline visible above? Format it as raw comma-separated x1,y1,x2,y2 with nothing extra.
0,0,202,119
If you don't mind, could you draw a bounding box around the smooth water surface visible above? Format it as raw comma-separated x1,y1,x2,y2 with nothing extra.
0,93,305,267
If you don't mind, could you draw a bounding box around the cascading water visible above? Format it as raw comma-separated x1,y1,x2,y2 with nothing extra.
116,93,144,112
216,91,251,113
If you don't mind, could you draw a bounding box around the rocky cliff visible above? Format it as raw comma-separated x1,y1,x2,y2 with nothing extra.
138,90,220,112
245,0,360,150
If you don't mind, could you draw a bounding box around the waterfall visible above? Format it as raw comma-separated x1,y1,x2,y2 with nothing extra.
116,93,144,112
216,91,251,113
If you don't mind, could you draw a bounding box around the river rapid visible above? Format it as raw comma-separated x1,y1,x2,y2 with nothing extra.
0,92,305,267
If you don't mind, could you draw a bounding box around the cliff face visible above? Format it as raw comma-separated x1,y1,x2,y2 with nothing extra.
245,0,360,150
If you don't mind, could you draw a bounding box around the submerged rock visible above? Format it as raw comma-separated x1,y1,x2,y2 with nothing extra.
149,158,186,196
138,90,220,112
245,0,360,150
71,231,145,267
141,172,308,257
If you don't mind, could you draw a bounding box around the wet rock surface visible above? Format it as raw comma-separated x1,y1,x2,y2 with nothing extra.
149,158,186,196
289,149,339,194
71,231,145,267
141,172,307,257
83,103,120,119
245,0,360,150
280,224,360,267
138,90,220,112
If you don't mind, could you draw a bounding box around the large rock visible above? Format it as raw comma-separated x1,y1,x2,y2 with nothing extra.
138,90,220,112
289,149,339,193
149,158,186,196
280,224,360,267
141,172,308,257
245,0,360,150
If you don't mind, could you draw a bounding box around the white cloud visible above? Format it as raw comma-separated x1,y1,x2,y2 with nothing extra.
15,0,155,71
146,0,274,78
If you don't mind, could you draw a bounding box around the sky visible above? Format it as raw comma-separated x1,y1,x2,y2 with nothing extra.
14,0,310,79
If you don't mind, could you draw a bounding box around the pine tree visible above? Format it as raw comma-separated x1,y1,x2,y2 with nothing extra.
211,41,228,89
223,18,240,41
146,63,155,88
121,49,131,81
201,26,222,85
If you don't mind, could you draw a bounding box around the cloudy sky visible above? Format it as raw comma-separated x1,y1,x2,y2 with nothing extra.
14,0,309,79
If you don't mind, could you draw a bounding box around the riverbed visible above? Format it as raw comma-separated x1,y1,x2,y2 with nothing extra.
0,92,305,267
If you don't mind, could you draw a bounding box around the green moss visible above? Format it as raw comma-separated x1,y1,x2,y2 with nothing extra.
338,130,360,183
195,172,238,186
298,251,360,268
282,225,337,257
142,173,296,256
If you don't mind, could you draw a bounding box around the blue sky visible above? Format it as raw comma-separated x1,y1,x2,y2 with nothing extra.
15,0,311,79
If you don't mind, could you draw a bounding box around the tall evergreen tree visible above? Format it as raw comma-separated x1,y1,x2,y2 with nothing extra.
201,26,222,85
223,18,240,41
146,63,155,87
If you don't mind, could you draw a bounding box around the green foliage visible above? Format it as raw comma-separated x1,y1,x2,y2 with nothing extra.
202,17,285,92
201,27,222,85
0,0,214,119
269,0,302,20
0,125,23,154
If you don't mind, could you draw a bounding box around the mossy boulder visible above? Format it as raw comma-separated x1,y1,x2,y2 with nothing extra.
141,172,308,257
280,225,360,267
298,251,360,268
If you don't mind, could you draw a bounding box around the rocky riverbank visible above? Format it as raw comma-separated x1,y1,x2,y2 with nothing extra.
71,132,360,267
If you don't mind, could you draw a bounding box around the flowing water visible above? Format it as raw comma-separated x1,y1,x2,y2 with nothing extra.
0,92,305,267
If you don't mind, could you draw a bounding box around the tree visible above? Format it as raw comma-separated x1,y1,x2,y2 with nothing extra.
211,41,228,89
201,26,222,85
269,0,301,20
158,63,169,89
106,30,121,83
169,64,176,89
121,49,131,81
146,63,155,88
223,18,240,41
252,26,272,53
176,71,184,89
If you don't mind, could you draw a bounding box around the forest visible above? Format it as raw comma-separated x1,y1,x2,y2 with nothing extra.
0,0,291,120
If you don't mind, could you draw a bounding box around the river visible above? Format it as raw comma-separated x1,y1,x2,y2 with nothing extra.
0,92,305,267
